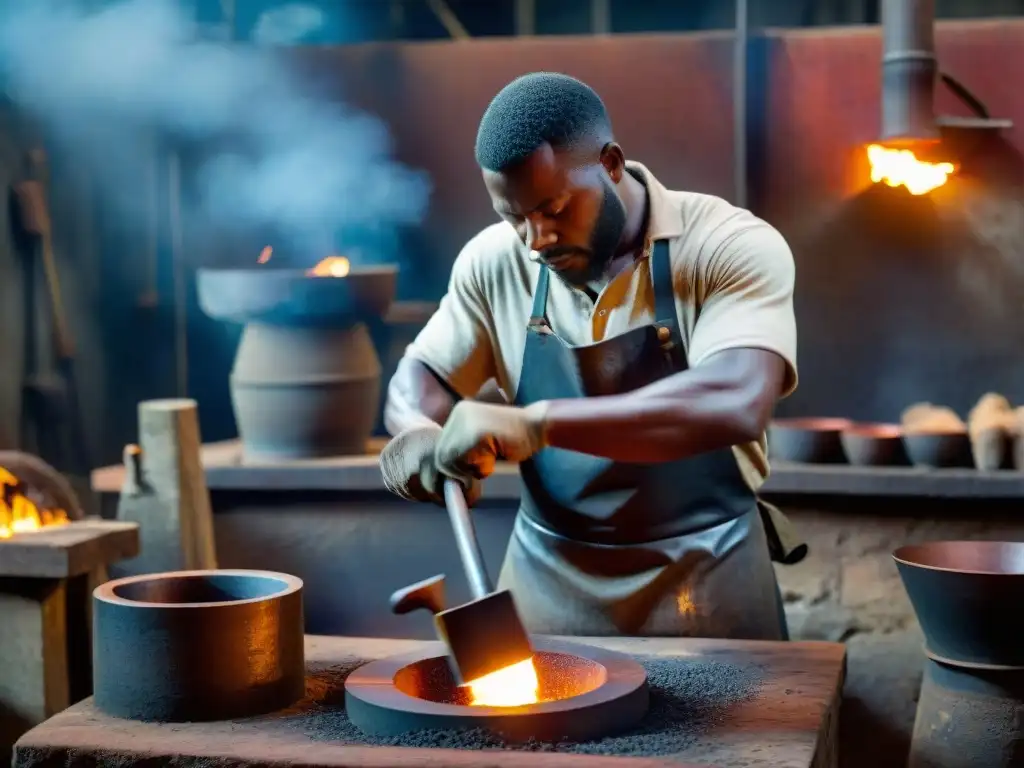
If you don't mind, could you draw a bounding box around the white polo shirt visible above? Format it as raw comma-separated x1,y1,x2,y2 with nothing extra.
406,161,797,491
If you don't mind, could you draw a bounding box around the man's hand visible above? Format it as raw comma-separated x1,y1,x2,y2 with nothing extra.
434,401,549,483
380,423,481,505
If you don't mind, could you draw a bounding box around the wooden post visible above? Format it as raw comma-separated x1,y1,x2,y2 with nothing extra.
113,399,217,576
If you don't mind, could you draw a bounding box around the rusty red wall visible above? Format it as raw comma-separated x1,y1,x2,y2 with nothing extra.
287,20,1024,422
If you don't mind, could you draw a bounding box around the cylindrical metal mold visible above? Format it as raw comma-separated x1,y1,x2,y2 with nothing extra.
345,638,649,743
894,541,1024,669
230,322,381,460
881,0,939,143
93,569,305,722
909,658,1024,768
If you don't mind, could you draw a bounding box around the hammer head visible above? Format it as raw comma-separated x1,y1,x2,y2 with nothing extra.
434,589,533,686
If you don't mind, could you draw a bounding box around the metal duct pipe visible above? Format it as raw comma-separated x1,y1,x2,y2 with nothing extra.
881,0,939,144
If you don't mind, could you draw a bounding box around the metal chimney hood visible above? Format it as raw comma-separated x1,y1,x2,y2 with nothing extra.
880,0,1011,147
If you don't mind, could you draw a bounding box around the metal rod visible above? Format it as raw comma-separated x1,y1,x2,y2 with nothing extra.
515,0,535,36
444,479,493,600
425,0,471,40
591,0,610,34
733,0,749,209
168,152,188,398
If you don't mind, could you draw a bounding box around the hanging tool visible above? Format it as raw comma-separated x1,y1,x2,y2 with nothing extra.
11,148,91,478
390,475,533,687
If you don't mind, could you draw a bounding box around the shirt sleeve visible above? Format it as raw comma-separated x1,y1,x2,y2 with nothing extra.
687,223,798,397
405,240,498,399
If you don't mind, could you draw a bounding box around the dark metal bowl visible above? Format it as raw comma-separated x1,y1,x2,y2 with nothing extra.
840,423,910,466
768,418,852,464
345,638,649,743
894,541,1024,668
196,266,397,328
903,429,973,468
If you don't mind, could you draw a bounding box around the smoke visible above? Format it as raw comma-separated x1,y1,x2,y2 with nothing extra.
0,0,431,261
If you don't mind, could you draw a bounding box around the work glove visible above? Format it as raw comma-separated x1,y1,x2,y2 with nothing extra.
434,401,549,484
379,423,480,505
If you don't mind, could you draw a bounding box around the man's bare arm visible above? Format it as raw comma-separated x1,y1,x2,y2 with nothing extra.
383,357,460,435
539,348,786,463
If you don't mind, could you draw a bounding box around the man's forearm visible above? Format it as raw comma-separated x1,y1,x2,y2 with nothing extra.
537,349,784,463
383,358,458,435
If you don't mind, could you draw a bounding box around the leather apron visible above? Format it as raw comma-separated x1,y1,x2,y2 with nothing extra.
497,240,796,640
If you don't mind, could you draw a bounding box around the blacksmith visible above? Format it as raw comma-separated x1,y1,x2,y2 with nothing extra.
379,72,804,640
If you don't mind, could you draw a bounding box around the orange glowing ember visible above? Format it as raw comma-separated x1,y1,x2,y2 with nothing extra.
307,255,350,278
0,467,69,539
257,247,350,278
466,657,540,707
867,143,956,196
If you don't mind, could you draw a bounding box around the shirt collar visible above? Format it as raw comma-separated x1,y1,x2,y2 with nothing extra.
625,160,685,244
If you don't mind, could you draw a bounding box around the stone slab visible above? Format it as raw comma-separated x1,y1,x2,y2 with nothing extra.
0,520,139,578
91,439,1024,499
14,634,845,768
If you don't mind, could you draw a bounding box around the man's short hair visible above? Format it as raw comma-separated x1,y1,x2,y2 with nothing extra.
474,73,612,172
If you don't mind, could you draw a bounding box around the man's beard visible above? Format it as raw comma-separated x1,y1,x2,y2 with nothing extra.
545,180,626,288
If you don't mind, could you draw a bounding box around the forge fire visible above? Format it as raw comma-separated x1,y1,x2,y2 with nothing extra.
0,467,68,539
465,657,540,707
866,143,956,196
257,246,351,278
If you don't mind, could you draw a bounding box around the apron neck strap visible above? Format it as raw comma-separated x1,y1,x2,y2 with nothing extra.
651,239,675,322
529,263,551,326
528,239,674,326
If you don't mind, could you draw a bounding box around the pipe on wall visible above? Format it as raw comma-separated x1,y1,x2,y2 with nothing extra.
881,0,939,143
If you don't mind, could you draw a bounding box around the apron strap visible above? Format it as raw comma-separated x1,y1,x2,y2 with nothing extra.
651,239,676,323
529,263,551,327
651,239,688,371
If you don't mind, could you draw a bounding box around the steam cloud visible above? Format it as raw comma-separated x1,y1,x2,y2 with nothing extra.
0,0,431,261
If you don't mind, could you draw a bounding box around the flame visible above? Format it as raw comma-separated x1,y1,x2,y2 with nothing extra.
0,467,69,539
867,143,956,196
307,255,350,278
466,657,540,707
256,247,350,278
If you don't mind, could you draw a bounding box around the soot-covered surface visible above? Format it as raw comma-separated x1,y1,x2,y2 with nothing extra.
275,656,764,759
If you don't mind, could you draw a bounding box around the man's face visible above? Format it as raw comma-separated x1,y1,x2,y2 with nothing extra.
483,143,627,287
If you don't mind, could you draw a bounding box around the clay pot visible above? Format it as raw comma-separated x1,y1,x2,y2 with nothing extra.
903,429,973,468
840,423,909,467
768,418,852,464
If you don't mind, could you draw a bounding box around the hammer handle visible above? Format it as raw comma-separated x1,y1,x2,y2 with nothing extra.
444,479,493,600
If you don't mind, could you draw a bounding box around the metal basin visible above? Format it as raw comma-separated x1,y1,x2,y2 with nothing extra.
196,266,397,328
345,638,649,743
894,541,1024,669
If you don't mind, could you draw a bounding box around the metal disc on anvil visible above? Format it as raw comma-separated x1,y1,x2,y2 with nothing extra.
344,638,650,743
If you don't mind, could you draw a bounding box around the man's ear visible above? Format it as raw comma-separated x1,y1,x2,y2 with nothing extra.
599,142,625,183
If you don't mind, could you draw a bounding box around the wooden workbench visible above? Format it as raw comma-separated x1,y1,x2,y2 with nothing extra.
14,634,845,768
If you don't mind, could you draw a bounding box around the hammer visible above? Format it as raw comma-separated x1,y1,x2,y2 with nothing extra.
390,479,533,686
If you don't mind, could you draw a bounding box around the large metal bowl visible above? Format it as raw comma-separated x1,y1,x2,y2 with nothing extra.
196,266,397,328
894,541,1024,668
